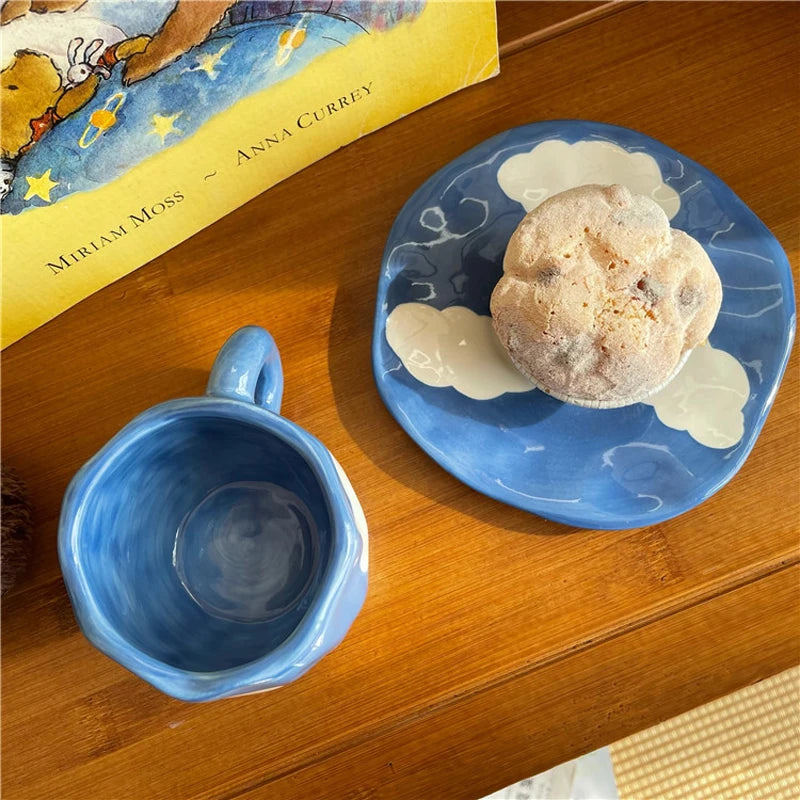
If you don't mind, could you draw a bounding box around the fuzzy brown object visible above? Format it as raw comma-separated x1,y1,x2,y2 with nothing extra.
1,466,33,594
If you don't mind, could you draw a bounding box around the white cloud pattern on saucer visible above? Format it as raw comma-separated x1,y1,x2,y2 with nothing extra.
387,305,749,449
497,139,681,219
642,342,749,449
385,303,534,400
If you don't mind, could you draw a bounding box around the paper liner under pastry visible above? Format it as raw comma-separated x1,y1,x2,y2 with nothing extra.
531,348,693,409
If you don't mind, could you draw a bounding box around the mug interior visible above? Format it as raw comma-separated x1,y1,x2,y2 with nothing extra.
73,410,334,672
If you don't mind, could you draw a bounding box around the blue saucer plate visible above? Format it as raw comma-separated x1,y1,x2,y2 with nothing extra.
372,121,794,530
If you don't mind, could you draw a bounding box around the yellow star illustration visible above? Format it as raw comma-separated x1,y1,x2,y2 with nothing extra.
183,41,232,80
23,168,58,202
148,111,183,145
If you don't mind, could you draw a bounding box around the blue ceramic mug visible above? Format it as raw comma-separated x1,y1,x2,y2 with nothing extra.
59,327,368,701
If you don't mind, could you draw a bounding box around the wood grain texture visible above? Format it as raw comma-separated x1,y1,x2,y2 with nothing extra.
497,0,633,57
236,567,800,800
2,3,799,799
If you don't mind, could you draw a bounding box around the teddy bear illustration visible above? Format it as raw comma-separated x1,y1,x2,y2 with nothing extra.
0,0,425,208
0,1,150,202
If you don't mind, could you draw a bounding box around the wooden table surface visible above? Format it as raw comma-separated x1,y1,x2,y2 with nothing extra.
2,3,799,798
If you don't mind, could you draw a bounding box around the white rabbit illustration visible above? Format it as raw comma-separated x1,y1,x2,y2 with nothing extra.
65,36,110,87
1,11,126,77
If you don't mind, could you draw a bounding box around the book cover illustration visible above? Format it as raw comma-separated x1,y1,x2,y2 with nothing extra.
1,0,427,212
1,0,499,347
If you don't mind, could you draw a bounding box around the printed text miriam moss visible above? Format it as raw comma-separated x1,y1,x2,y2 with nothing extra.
45,191,184,275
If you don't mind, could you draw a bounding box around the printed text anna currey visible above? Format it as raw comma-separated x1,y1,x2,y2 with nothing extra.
236,82,374,166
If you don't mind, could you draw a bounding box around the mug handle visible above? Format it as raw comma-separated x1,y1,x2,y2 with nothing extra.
206,326,284,413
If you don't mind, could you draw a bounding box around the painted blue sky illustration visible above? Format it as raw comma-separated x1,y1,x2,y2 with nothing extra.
1,1,425,215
